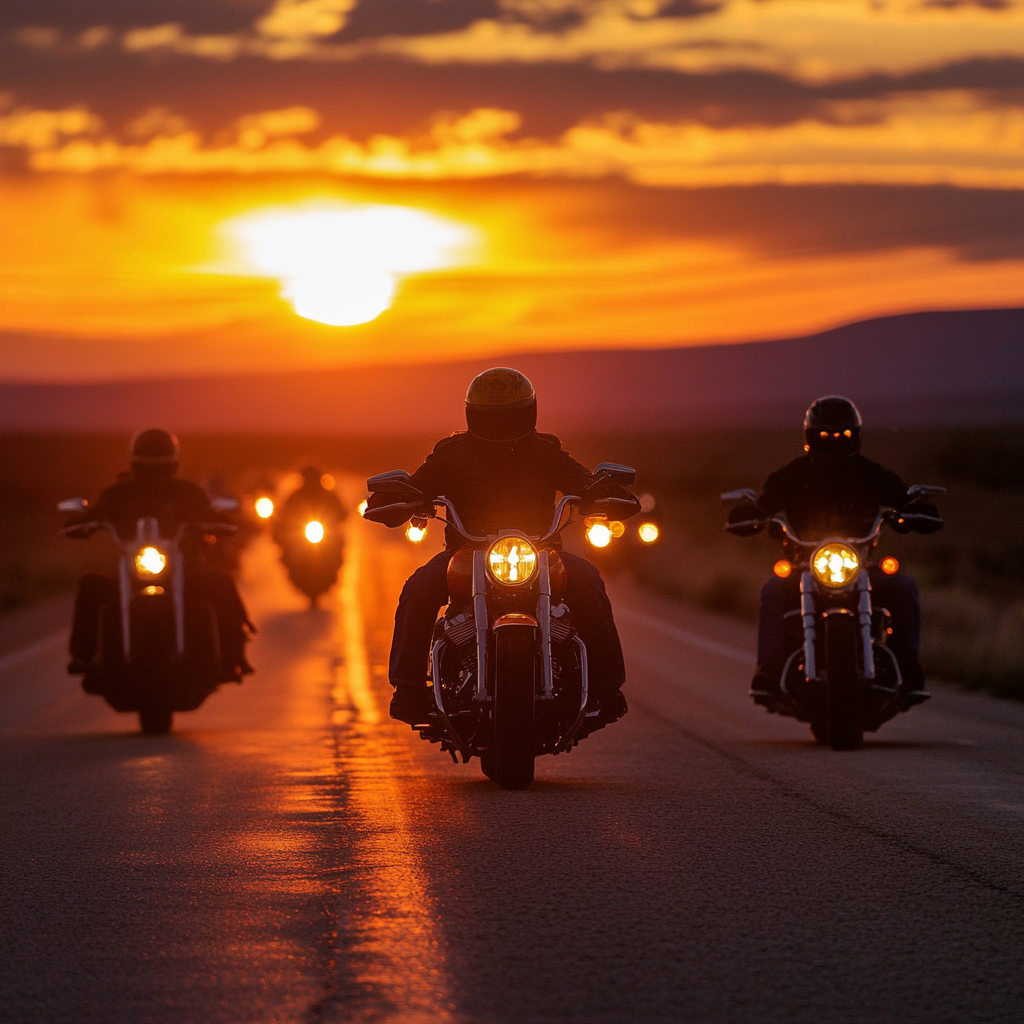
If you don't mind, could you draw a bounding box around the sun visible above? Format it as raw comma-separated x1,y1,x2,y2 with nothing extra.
222,202,475,326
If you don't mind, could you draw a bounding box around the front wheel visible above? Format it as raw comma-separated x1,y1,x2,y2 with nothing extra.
822,612,863,751
492,625,536,790
139,706,173,735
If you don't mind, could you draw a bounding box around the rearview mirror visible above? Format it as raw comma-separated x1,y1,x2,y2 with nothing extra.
592,463,636,486
906,484,946,503
721,488,758,504
57,497,89,513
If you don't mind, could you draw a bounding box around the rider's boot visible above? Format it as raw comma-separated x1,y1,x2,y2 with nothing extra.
897,657,930,709
749,658,786,706
389,684,435,726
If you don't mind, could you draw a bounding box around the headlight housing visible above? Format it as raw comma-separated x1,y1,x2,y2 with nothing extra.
812,543,860,588
135,546,167,577
487,536,538,585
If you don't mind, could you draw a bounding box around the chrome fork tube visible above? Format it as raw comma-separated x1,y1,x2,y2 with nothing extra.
538,551,554,700
173,550,185,657
472,550,489,700
119,555,132,661
858,572,875,680
800,571,818,681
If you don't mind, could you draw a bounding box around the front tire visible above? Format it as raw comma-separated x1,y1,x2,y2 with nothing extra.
492,626,536,790
139,706,173,735
823,612,863,750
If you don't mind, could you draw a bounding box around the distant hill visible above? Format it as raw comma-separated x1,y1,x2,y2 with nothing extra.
2,308,1021,432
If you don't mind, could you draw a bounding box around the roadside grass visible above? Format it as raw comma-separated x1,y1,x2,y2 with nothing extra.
2,428,1020,698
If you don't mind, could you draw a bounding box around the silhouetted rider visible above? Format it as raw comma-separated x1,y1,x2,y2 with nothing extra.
272,466,346,547
67,429,254,679
736,396,940,702
374,367,637,726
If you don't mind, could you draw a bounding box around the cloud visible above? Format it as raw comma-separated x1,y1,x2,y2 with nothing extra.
367,0,1024,83
5,93,1023,190
256,0,359,40
12,0,1001,83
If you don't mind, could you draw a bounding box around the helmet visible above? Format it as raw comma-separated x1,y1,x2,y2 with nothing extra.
130,428,180,477
465,367,537,441
803,396,862,458
300,466,322,488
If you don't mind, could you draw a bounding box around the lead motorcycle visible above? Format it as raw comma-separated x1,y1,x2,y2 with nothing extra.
364,464,639,789
722,484,945,749
60,497,241,735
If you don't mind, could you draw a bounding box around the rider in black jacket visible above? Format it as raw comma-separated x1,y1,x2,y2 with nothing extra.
741,396,938,702
379,367,636,726
67,429,254,679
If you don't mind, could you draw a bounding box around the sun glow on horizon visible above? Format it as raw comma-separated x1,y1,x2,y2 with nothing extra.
223,201,475,326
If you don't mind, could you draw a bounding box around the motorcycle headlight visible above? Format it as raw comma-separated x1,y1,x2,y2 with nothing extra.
135,545,167,576
304,520,325,544
811,543,860,588
487,537,538,585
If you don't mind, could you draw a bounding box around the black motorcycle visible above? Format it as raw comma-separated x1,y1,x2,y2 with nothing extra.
364,465,639,789
722,485,944,749
60,497,240,735
275,515,344,608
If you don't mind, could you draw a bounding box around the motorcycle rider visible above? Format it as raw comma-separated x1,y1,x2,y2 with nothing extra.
376,367,638,726
735,396,940,704
272,466,347,547
66,429,254,679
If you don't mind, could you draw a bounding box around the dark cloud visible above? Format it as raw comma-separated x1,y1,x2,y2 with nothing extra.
0,0,261,35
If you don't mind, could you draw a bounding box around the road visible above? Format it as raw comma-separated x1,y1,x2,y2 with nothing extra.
2,506,1023,1024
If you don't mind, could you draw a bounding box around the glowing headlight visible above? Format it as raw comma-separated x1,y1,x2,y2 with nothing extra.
305,520,325,544
812,543,860,587
254,497,274,519
135,546,167,576
406,523,426,543
638,522,659,544
487,537,538,585
586,522,612,548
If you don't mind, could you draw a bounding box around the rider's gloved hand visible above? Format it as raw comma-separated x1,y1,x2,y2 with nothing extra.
725,503,765,536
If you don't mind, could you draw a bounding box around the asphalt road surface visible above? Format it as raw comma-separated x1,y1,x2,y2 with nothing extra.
2,506,1023,1024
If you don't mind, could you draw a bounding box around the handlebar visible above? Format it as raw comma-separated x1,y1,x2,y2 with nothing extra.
425,494,584,547
725,512,890,549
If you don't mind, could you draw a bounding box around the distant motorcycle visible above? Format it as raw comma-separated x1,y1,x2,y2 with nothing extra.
59,497,240,735
364,464,639,789
276,516,344,607
722,484,945,749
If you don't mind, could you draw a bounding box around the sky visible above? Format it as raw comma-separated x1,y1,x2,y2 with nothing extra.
1,0,1023,381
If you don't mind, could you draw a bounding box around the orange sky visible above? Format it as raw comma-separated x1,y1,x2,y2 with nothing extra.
2,0,1023,380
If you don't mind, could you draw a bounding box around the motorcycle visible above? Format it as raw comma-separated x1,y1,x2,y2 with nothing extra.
59,497,240,735
722,484,945,749
276,515,344,608
364,464,640,789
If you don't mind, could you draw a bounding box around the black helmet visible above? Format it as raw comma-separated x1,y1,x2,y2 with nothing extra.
804,396,862,458
465,367,537,441
130,428,180,477
300,466,322,488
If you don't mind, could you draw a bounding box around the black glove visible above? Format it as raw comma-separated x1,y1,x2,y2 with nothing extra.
725,502,765,536
363,490,427,529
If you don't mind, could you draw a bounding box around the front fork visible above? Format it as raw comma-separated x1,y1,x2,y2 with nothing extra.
800,570,875,681
469,549,557,702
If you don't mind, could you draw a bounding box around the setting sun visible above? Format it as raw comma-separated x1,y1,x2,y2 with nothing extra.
221,201,475,327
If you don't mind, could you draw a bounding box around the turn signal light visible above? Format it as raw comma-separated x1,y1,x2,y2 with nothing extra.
254,497,274,519
880,556,899,575
773,559,793,578
586,522,612,548
305,520,325,543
